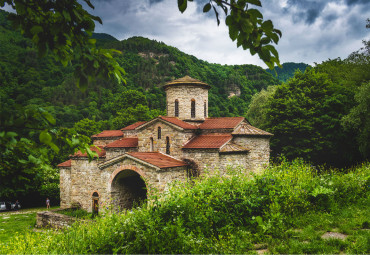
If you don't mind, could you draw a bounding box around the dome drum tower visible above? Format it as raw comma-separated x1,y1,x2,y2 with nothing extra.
164,76,211,123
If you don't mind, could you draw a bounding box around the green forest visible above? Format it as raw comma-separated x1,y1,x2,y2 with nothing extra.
1,6,369,207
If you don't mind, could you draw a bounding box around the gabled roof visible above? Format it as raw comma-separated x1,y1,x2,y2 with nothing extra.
127,152,188,169
121,121,146,131
183,134,232,149
220,142,249,154
163,75,211,90
199,117,244,130
137,116,198,131
232,122,273,136
105,138,138,148
91,130,123,138
71,146,106,158
57,159,71,168
159,116,198,129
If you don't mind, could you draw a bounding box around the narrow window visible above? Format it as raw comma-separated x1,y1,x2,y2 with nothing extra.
204,101,207,118
175,99,179,117
92,192,99,215
158,126,161,139
150,137,154,151
191,99,196,118
166,136,170,155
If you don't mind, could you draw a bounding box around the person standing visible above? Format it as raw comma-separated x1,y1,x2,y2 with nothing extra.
46,198,50,209
14,200,20,210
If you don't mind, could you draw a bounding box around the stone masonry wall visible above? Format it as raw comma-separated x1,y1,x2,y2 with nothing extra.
218,153,251,173
59,167,71,209
68,159,106,212
182,149,219,174
122,130,138,137
137,121,195,158
183,149,252,175
36,209,78,229
66,156,188,212
166,85,208,121
233,136,270,172
105,148,138,159
101,158,188,195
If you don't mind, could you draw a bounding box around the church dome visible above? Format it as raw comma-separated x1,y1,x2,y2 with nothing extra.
163,76,211,90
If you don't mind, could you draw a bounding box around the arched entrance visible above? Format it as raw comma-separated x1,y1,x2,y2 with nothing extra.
111,170,147,211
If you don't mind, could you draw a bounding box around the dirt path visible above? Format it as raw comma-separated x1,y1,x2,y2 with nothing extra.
0,207,52,217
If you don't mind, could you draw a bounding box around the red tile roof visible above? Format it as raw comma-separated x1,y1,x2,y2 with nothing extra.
199,117,244,130
121,121,147,131
159,116,198,130
91,130,123,138
72,146,106,158
127,152,188,169
183,134,232,149
232,123,273,136
57,159,71,167
105,138,138,148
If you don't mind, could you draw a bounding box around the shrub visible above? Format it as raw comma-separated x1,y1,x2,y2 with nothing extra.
1,160,368,254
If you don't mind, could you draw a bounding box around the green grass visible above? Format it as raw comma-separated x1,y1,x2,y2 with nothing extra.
270,197,370,254
0,160,368,254
0,206,59,244
57,208,94,219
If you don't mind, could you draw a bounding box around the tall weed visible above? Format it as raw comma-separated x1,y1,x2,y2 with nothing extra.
1,160,368,254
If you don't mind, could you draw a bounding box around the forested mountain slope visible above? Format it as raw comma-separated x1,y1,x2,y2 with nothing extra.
265,62,310,82
0,9,280,129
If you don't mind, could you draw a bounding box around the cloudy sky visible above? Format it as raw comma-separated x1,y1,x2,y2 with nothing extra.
3,0,370,68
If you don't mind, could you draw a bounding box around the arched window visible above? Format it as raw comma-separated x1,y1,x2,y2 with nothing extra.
166,136,170,155
158,126,161,139
92,192,99,215
191,99,196,118
174,99,179,117
204,101,207,118
150,137,154,151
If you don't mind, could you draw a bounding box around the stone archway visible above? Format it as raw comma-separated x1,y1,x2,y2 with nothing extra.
111,169,147,211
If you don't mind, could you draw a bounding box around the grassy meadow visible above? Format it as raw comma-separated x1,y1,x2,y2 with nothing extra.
0,160,369,254
0,206,59,244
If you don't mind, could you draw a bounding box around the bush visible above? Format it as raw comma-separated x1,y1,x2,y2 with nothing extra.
57,208,94,219
1,160,369,254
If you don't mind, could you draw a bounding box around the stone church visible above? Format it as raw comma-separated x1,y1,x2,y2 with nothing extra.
58,76,272,212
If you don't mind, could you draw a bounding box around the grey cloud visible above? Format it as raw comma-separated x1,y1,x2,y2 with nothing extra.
286,0,327,25
74,0,370,67
322,13,338,26
345,0,370,6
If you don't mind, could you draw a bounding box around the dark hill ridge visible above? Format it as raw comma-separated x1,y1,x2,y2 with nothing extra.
92,33,118,41
0,9,281,128
266,62,310,82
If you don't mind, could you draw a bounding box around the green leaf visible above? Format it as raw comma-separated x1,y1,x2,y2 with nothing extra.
213,6,220,26
178,0,187,13
88,38,96,45
30,25,43,35
203,3,211,12
229,26,238,41
49,142,60,153
84,0,95,9
39,130,52,145
264,45,279,59
247,9,263,19
246,0,262,7
261,20,273,32
41,110,56,125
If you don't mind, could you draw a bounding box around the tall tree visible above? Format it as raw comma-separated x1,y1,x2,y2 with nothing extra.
265,69,357,167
